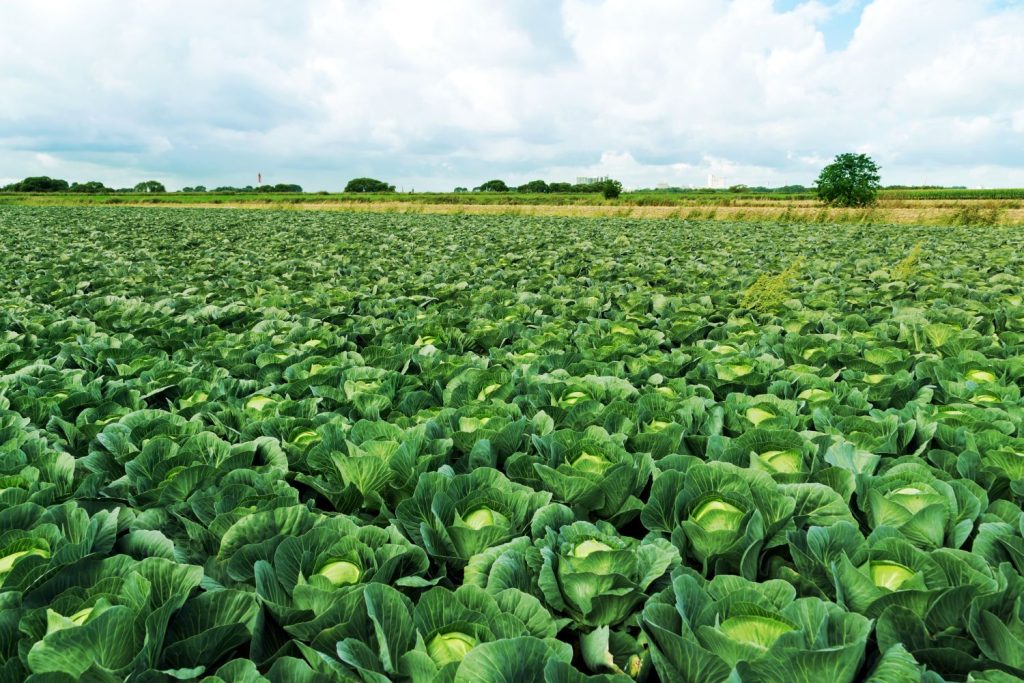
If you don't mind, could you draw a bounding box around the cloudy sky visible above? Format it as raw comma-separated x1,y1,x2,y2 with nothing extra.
2,0,1023,191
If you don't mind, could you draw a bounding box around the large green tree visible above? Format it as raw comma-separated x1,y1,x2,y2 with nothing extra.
1,176,70,192
70,181,113,193
345,177,395,193
601,179,623,199
134,180,166,193
815,153,881,207
475,179,509,192
517,180,550,193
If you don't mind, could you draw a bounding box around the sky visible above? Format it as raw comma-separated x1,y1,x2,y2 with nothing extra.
1,0,1023,191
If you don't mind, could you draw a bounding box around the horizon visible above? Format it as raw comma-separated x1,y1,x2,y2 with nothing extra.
2,0,1023,191
1,174,1017,194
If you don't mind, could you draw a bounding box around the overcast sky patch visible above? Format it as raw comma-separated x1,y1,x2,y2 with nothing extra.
1,0,1022,190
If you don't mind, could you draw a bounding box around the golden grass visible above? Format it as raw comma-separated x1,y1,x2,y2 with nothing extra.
10,196,1024,226
741,258,805,312
891,242,924,280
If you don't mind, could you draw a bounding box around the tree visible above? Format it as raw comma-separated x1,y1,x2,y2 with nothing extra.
601,179,623,199
815,153,880,207
255,183,303,193
475,179,509,193
453,186,468,193
1,176,69,192
548,182,572,193
344,177,395,193
134,180,166,193
517,180,549,193
69,181,113,193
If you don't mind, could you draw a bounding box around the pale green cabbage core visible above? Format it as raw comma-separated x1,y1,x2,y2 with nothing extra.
477,383,502,400
889,486,938,514
798,388,832,402
759,449,803,474
869,561,918,591
458,416,491,433
180,391,208,408
692,499,744,533
291,430,319,446
571,539,613,559
647,420,671,432
462,506,508,530
718,615,794,650
68,607,94,625
966,369,996,383
863,374,886,385
427,632,477,666
745,407,776,425
716,363,753,380
245,395,275,411
571,451,612,475
561,391,588,406
317,560,361,586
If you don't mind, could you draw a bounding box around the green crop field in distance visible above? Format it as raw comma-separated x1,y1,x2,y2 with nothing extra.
2,205,1024,681
2,187,1024,207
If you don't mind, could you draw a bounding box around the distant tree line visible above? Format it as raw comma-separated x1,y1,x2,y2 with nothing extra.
0,175,835,197
0,177,308,194
0,159,908,206
0,176,168,193
630,184,812,194
163,182,304,193
883,184,967,190
256,183,303,193
470,178,623,198
2,176,73,192
70,181,115,193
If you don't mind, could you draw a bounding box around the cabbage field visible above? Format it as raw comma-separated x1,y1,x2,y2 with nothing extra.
4,205,1024,682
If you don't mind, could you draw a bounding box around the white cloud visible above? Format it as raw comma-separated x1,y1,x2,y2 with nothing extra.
0,0,1022,190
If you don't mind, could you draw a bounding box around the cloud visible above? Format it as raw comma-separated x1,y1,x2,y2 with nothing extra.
0,0,1022,189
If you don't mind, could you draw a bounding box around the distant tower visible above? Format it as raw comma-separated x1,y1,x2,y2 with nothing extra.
257,173,263,185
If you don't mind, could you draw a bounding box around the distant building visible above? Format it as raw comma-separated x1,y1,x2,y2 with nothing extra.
576,176,609,184
656,182,670,190
707,174,728,189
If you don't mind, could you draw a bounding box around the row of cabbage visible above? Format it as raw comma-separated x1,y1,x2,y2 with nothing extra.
2,207,1024,682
